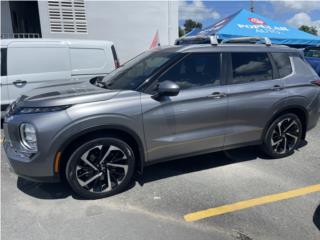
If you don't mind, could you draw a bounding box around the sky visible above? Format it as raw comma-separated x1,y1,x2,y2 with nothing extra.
179,0,320,34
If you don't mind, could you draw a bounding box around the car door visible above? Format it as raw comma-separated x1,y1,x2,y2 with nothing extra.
6,42,71,103
225,51,288,147
141,52,228,162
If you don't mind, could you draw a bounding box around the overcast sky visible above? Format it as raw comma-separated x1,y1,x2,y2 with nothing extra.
179,0,320,33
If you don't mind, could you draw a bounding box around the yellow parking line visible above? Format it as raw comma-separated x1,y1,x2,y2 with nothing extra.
184,184,320,222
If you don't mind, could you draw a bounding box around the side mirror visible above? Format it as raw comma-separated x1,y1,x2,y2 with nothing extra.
154,80,180,98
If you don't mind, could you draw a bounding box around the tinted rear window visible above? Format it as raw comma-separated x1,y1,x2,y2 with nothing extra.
272,53,292,78
231,52,273,84
1,48,7,76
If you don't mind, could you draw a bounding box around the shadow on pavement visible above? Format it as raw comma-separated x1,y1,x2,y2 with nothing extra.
314,205,320,231
141,146,266,184
17,178,72,199
16,145,299,200
17,177,136,200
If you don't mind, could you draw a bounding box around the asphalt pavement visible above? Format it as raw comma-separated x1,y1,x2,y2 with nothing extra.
1,121,320,240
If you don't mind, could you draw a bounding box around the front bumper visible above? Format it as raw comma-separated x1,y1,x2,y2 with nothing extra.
3,138,60,183
2,110,72,183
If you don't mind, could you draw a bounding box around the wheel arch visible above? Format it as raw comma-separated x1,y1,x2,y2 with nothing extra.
263,105,308,140
56,125,146,180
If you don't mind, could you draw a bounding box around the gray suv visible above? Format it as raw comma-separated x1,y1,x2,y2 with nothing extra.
3,39,320,198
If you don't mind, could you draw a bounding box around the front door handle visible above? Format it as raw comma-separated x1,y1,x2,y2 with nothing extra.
208,92,227,99
270,85,284,91
13,80,27,87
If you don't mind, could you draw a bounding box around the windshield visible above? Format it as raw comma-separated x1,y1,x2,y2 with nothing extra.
304,48,320,58
102,51,179,90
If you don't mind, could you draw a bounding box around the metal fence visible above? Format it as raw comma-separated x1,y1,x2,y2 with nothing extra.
1,33,41,39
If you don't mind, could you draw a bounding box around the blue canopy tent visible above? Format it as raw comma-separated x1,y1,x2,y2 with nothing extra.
185,28,202,37
186,9,320,46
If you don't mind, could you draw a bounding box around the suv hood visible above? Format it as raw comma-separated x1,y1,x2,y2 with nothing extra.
16,81,120,108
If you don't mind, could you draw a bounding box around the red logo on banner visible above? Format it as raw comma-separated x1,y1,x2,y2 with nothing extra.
248,17,266,25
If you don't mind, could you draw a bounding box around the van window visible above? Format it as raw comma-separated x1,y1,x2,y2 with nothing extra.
158,53,221,90
1,48,7,76
70,48,106,71
231,52,273,84
8,47,69,75
272,53,292,78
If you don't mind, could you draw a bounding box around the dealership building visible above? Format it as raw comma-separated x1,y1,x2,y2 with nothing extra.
1,0,179,62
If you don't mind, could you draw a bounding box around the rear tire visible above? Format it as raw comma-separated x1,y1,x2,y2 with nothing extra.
261,113,302,159
65,137,135,199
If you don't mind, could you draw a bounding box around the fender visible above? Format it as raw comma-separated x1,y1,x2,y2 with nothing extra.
262,96,309,141
48,114,146,175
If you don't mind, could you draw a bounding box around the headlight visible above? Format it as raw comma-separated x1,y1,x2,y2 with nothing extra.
20,123,38,152
18,105,71,114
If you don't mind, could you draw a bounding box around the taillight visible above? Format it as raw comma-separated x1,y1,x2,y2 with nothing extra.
311,80,320,86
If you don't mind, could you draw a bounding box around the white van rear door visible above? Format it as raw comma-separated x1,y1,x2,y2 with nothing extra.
6,42,71,103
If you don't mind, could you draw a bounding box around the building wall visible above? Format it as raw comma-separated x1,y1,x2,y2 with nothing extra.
1,1,13,35
38,0,178,63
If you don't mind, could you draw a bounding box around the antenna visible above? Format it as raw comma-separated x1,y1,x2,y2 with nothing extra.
250,0,254,12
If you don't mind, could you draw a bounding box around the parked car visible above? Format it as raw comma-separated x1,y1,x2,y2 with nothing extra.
1,39,119,117
304,46,320,76
3,38,320,199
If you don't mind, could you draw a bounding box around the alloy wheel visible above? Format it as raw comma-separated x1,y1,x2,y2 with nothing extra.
270,117,300,154
75,144,129,193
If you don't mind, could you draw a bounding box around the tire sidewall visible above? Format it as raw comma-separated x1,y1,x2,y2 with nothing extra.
263,113,302,159
66,137,135,199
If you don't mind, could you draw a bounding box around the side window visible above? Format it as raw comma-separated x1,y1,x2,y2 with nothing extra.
70,48,106,71
158,53,221,90
304,48,320,58
8,47,69,75
272,53,292,78
231,52,273,84
1,48,7,76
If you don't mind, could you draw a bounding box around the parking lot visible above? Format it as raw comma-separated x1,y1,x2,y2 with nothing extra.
1,120,320,240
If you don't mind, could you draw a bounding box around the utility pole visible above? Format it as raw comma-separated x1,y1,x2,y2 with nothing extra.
250,0,254,12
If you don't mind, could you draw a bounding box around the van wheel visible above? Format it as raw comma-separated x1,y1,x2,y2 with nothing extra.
262,113,302,158
66,137,135,199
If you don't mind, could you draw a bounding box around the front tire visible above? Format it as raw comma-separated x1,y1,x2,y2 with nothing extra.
262,113,302,158
66,137,135,199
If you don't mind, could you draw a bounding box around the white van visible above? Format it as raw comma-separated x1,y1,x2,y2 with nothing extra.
1,39,119,116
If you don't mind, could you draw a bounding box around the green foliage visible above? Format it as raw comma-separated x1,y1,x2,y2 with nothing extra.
183,19,202,34
178,27,185,37
299,25,318,36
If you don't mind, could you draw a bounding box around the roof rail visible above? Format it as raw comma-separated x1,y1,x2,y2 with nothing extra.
222,37,272,46
209,35,218,46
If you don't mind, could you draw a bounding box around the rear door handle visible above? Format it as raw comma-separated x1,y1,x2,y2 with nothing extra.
13,80,27,87
270,85,284,91
208,92,227,99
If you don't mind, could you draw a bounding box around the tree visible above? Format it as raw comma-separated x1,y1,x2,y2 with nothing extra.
299,25,318,36
183,19,202,34
178,27,185,37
